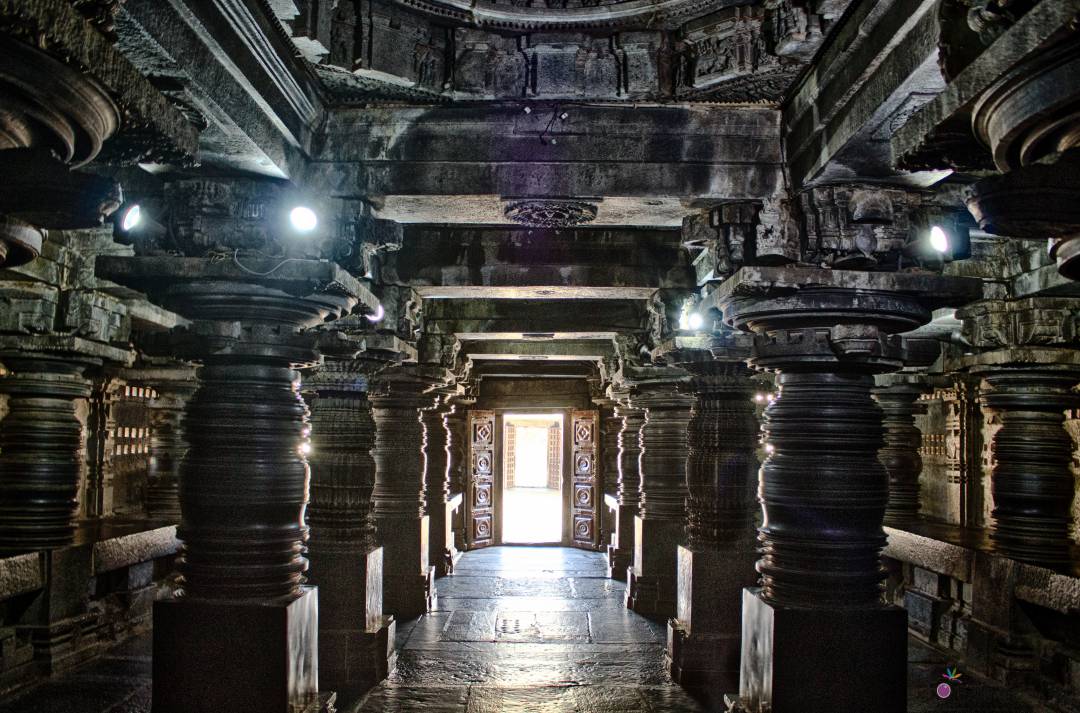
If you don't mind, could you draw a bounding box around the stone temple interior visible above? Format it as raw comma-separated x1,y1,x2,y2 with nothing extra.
1,1,1080,712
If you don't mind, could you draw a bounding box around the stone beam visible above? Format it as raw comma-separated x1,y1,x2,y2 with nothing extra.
119,0,324,178
308,104,782,214
421,299,649,336
782,0,953,187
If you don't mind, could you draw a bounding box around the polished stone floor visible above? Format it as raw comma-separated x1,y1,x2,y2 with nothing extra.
0,546,1045,713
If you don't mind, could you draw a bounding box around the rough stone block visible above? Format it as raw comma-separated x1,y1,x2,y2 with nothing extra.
152,587,318,713
739,588,907,713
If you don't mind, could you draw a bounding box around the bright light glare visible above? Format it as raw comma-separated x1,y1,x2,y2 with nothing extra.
289,206,318,233
688,312,705,330
765,443,775,454
365,303,385,323
755,393,765,402
121,204,142,232
299,442,312,456
929,225,949,253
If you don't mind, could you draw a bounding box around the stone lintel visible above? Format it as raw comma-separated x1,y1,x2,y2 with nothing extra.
702,266,985,313
92,525,179,575
95,256,376,311
0,334,133,367
960,347,1080,372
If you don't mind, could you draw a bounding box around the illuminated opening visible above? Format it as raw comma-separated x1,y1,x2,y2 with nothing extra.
502,413,563,544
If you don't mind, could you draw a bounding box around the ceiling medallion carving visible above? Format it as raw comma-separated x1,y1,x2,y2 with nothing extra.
504,200,599,228
389,0,727,29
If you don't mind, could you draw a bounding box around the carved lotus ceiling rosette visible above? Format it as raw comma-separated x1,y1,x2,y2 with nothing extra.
504,200,599,228
388,0,727,29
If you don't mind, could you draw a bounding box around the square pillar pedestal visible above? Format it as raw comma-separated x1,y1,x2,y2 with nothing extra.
739,588,907,713
152,586,318,713
309,547,396,695
668,545,755,700
383,515,435,621
606,503,636,581
626,515,681,618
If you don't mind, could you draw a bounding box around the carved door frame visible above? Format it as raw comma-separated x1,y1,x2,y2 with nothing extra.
569,409,601,551
465,410,497,549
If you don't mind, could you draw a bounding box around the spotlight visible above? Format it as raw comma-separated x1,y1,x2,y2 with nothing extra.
755,393,765,403
113,201,165,244
929,225,949,253
289,206,318,233
299,442,312,456
688,312,705,331
121,204,142,232
365,303,385,323
764,443,775,454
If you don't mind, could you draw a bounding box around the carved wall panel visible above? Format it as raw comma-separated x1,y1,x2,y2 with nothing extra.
467,410,496,548
570,410,600,550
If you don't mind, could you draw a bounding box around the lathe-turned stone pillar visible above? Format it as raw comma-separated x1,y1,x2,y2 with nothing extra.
716,267,979,713
444,397,472,556
607,392,643,581
959,297,1080,566
303,356,396,694
665,343,759,698
625,369,693,619
135,364,197,522
0,355,93,553
370,365,448,620
873,374,931,526
423,397,454,577
96,177,371,713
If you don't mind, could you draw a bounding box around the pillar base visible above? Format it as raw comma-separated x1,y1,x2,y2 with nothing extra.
308,546,396,694
319,617,396,696
152,587,318,713
384,566,435,621
607,545,631,581
666,545,755,695
738,588,907,713
625,515,680,619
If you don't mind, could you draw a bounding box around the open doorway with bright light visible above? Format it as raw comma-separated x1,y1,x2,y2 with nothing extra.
501,412,563,544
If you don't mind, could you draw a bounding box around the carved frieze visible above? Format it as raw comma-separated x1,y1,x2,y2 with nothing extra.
800,184,922,269
504,200,599,229
958,298,1080,351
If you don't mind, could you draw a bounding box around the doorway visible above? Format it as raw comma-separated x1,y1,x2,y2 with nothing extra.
501,413,563,544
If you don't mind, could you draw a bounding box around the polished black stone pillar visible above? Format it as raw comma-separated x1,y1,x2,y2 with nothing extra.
980,368,1080,566
873,375,929,526
370,365,446,620
138,365,196,522
423,398,454,577
304,357,396,694
626,371,693,619
0,357,92,553
607,393,643,581
716,275,952,713
667,352,759,699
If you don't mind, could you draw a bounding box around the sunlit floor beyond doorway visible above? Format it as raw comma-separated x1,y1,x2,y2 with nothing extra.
502,487,561,543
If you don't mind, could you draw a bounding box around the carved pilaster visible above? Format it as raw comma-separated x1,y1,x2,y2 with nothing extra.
605,392,643,581
625,370,693,619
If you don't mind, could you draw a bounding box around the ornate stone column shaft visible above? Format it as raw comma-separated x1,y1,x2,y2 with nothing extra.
423,398,454,577
712,267,981,713
304,356,396,693
666,345,760,699
606,393,643,581
625,370,693,618
873,375,929,525
137,365,197,522
370,365,446,620
0,357,92,553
